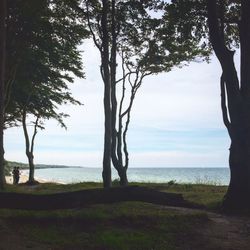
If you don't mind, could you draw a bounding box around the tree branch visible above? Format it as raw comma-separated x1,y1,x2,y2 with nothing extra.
86,1,102,51
220,74,232,139
206,0,231,64
30,115,39,155
115,71,134,84
22,108,30,156
207,0,240,120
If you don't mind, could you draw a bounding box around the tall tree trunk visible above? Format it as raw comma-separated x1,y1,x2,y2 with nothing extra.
207,0,250,210
101,0,112,188
27,155,35,183
224,139,250,209
224,0,250,210
0,0,7,189
118,167,128,186
22,109,38,184
109,0,128,185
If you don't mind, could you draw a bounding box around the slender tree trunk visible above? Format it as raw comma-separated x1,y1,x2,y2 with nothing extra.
118,167,128,186
109,0,128,185
27,153,35,182
0,0,7,189
22,109,38,184
101,0,112,188
110,0,118,170
86,1,112,187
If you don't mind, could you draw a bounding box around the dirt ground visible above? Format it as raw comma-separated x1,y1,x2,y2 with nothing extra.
200,212,250,250
168,206,250,250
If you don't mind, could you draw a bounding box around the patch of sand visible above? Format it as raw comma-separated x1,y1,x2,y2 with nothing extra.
5,175,46,184
5,175,29,184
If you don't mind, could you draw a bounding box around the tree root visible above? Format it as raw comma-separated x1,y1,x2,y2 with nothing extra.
0,186,204,210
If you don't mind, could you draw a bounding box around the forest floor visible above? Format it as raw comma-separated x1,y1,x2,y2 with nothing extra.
0,182,249,250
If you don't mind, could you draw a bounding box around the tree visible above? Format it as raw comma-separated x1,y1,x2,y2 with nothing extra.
14,81,79,184
206,0,250,210
83,0,113,187
164,0,250,210
84,0,165,186
101,0,112,188
84,0,209,186
109,1,164,186
0,0,7,189
5,0,87,184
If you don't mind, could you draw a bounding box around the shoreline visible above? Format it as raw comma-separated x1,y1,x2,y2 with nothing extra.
5,175,47,184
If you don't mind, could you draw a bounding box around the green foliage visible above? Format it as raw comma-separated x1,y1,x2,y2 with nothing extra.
84,0,210,74
112,178,121,186
6,161,28,170
5,0,89,128
163,0,240,57
82,1,214,180
167,179,177,186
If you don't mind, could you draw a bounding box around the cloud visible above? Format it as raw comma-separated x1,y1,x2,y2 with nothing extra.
4,41,233,168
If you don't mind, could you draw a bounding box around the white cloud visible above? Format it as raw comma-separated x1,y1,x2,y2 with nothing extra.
4,41,233,168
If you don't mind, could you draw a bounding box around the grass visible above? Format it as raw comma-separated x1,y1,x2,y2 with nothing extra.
145,182,227,209
0,182,227,249
5,181,227,209
1,202,208,249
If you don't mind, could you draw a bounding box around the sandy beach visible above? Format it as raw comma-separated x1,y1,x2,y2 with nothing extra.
5,175,46,184
5,174,29,184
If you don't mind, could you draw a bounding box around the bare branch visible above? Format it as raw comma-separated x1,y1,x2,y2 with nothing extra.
100,65,105,82
31,115,39,154
86,1,102,51
116,52,126,169
22,108,30,155
220,73,232,138
116,71,135,84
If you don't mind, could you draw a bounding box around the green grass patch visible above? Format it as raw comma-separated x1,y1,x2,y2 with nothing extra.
1,201,207,250
1,181,219,249
131,182,227,210
3,181,227,210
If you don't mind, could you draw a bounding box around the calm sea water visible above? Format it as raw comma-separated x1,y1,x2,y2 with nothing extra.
23,167,230,185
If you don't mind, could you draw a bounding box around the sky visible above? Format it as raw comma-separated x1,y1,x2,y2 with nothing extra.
4,40,232,168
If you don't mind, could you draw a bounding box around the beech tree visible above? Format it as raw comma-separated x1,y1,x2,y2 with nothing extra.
11,80,79,184
0,0,7,189
4,0,87,184
165,0,250,210
84,0,209,186
206,0,250,210
84,0,167,187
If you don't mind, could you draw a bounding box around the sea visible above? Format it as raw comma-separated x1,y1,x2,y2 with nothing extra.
22,167,230,185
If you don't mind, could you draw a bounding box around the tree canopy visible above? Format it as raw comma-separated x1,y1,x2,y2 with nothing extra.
82,0,214,186
5,0,88,127
0,0,89,186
